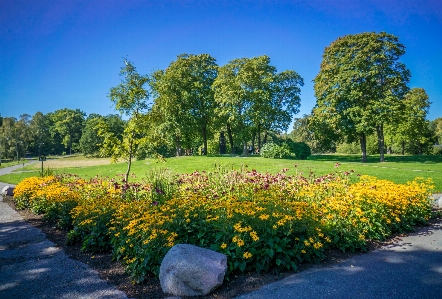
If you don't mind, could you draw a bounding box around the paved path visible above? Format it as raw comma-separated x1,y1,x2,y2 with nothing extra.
0,164,128,299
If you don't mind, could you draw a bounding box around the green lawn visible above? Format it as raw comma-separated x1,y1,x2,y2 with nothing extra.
1,154,441,192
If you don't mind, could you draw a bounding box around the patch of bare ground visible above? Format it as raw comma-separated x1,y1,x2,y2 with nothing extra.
28,157,115,169
3,196,441,299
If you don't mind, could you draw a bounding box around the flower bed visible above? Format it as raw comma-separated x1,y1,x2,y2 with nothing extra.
13,168,434,283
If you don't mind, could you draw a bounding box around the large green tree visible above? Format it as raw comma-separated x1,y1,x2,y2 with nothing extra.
213,55,303,154
386,88,434,154
431,117,442,145
150,54,218,156
80,114,125,157
29,112,52,156
49,108,86,155
100,59,150,182
313,32,410,162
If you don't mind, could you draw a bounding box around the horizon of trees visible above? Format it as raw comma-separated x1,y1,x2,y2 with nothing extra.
1,32,441,163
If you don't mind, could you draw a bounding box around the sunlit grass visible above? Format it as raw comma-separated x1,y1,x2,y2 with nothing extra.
1,154,441,191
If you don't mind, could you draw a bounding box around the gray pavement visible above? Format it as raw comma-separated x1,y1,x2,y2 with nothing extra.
0,164,128,299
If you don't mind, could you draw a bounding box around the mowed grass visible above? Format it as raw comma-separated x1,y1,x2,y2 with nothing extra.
1,154,441,191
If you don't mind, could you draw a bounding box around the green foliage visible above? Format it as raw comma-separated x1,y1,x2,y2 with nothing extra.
260,142,292,159
48,108,86,155
80,114,125,157
213,55,303,154
150,54,218,156
104,59,151,182
313,32,411,162
431,117,442,145
291,142,311,160
385,88,435,155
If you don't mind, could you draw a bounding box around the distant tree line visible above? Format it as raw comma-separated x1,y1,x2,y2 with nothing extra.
1,32,441,169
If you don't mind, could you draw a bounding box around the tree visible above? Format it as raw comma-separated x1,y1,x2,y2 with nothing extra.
213,55,303,154
0,116,30,161
290,114,337,153
386,88,434,154
313,32,410,162
101,59,150,182
29,112,51,156
431,117,442,145
150,54,218,156
49,108,86,155
80,114,125,157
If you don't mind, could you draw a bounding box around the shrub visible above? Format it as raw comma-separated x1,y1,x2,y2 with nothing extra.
260,142,292,159
291,142,311,159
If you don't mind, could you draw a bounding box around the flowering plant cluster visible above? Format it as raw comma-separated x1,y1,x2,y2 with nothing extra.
13,168,434,283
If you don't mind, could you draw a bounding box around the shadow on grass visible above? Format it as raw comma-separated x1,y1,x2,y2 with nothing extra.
309,154,442,164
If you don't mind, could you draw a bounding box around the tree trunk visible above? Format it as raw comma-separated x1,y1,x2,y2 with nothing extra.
376,124,385,162
263,131,268,144
242,141,248,156
175,136,181,157
69,134,72,155
125,139,133,183
227,123,234,154
359,133,367,162
202,124,207,156
251,132,256,153
257,123,261,151
401,140,405,155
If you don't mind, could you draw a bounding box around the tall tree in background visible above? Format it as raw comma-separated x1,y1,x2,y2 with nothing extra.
386,88,434,154
49,108,86,155
313,32,410,162
80,114,125,157
29,112,51,156
151,54,218,156
101,59,150,182
431,117,442,145
213,55,303,154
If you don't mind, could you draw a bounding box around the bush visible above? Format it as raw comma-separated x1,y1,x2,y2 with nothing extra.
260,142,292,159
291,142,311,159
431,145,442,155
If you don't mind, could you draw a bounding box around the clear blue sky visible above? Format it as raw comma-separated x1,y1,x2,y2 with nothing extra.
1,0,441,124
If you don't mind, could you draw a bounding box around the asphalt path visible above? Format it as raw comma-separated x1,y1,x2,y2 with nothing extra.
0,164,128,299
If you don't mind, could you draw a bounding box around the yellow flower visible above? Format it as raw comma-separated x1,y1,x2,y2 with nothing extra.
259,214,270,220
313,242,323,249
220,243,227,249
243,251,252,259
250,231,259,242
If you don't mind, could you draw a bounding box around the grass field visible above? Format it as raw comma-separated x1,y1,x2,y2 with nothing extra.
1,154,441,191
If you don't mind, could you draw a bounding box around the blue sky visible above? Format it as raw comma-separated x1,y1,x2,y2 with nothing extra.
1,0,441,125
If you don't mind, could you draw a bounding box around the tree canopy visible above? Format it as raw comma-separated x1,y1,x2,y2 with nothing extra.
312,32,410,162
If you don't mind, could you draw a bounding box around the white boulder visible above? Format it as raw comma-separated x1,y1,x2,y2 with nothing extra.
160,244,227,296
1,186,15,196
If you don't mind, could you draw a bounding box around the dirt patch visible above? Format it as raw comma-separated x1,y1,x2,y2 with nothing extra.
3,195,441,299
28,157,114,169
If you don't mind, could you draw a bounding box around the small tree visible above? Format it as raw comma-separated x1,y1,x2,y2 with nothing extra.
101,59,150,182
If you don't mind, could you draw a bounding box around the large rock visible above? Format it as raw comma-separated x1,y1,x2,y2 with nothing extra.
160,244,227,296
437,196,442,208
1,185,15,196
